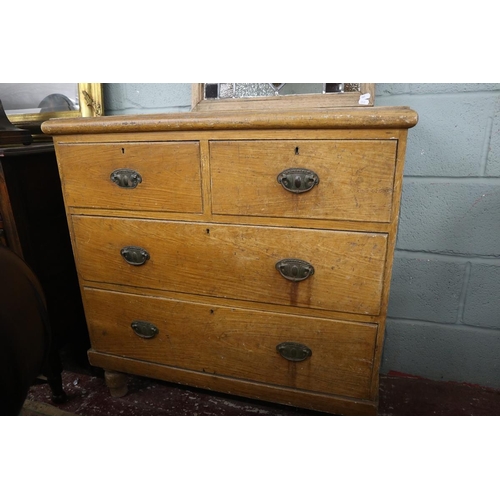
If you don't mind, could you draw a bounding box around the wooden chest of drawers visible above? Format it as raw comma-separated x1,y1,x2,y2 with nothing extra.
42,107,417,415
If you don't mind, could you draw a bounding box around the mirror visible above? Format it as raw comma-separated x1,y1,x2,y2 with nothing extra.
0,83,103,135
192,83,374,111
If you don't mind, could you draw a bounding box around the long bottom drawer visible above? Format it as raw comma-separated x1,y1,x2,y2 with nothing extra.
84,288,378,400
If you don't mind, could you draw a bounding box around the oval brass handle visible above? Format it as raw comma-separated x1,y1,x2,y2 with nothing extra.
131,320,159,339
110,168,142,189
277,342,312,362
277,168,319,194
276,259,314,282
121,246,150,266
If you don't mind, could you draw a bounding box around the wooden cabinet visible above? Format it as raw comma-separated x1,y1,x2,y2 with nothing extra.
43,107,417,415
0,144,87,354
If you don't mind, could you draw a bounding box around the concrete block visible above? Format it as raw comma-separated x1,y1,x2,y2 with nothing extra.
376,84,410,96
409,83,500,94
381,320,500,389
388,255,465,322
376,93,498,176
376,83,500,96
104,83,192,115
397,180,500,256
463,264,500,328
485,96,500,176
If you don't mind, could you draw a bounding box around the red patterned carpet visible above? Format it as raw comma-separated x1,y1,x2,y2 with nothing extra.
22,367,500,416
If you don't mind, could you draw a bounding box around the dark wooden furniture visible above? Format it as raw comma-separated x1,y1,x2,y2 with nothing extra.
0,244,64,414
0,100,32,147
0,143,88,370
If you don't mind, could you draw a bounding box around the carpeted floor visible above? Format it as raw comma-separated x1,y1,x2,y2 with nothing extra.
22,366,500,416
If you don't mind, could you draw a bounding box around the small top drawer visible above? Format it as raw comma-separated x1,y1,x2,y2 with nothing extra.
210,140,397,223
56,142,203,213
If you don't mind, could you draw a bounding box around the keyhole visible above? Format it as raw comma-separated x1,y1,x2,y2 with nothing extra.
295,147,299,155
206,228,210,235
121,148,125,154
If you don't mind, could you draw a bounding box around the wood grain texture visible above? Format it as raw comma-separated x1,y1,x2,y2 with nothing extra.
81,280,384,326
370,130,411,399
85,288,377,400
56,142,202,213
50,107,417,414
42,107,418,136
47,128,404,145
88,350,378,415
72,216,388,316
211,140,397,222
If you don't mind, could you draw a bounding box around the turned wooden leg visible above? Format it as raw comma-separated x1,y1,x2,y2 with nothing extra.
104,370,128,397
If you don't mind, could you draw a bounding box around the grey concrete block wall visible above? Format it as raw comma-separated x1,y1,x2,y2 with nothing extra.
103,83,192,115
383,320,500,388
397,181,500,256
387,257,465,323
463,264,500,329
103,83,500,389
382,93,499,177
377,83,500,389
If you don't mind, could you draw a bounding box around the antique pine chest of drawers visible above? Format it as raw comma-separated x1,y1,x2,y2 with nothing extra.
42,107,417,415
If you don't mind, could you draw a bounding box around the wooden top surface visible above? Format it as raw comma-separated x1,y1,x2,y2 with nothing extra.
41,106,418,136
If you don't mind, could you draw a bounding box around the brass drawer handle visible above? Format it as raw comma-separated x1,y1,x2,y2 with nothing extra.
110,168,142,189
276,258,314,282
131,320,158,339
277,168,319,194
121,246,150,266
277,342,312,362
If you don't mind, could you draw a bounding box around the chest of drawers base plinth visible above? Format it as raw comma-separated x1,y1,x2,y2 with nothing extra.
43,107,417,415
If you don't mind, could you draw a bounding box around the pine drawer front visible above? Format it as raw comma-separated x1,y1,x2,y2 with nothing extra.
210,140,397,222
84,288,377,400
55,142,203,213
72,216,388,316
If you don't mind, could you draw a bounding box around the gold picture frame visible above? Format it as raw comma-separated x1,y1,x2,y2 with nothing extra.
2,83,103,131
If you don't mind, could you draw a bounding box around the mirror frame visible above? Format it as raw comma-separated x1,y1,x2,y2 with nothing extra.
191,83,374,112
5,83,103,130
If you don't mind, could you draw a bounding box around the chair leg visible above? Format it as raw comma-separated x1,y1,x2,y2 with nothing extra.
43,347,67,404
